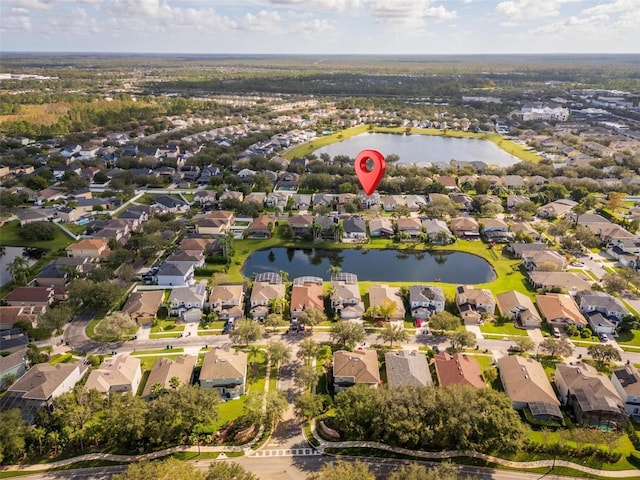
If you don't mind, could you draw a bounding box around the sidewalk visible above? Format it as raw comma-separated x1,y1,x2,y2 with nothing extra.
305,422,640,479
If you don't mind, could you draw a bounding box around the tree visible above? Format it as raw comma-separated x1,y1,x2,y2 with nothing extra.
474,178,491,195
266,339,291,367
422,197,457,219
513,201,538,222
20,221,57,241
514,336,534,353
483,366,498,385
114,458,202,480
587,344,622,364
294,392,326,421
264,313,286,332
297,337,321,362
306,460,375,480
169,376,181,389
539,337,573,358
297,307,327,331
447,330,476,351
6,255,29,286
429,311,461,334
95,312,137,340
606,191,626,213
229,319,264,346
377,299,398,321
67,279,122,312
547,219,573,238
389,462,472,480
295,363,321,390
150,382,163,398
330,321,365,349
602,273,628,293
377,323,409,347
0,409,29,463
37,304,74,333
264,390,288,426
205,462,258,480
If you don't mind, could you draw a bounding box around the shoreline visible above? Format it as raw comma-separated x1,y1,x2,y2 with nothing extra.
283,125,541,164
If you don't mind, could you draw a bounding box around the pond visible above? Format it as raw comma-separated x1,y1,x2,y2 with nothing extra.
0,246,35,287
242,248,496,284
314,132,520,167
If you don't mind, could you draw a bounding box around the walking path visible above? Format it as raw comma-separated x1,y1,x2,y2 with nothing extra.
305,422,640,479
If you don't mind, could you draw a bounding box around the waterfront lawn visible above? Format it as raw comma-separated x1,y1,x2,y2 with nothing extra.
0,219,74,250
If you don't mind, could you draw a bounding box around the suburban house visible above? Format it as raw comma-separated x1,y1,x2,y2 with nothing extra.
168,284,207,322
153,195,189,213
141,355,197,399
314,215,338,240
288,214,314,238
84,355,142,394
497,356,562,423
165,251,205,270
290,277,324,322
396,217,422,239
536,293,587,329
510,222,542,242
0,306,43,330
156,262,194,287
343,216,367,240
368,284,406,321
196,211,235,237
34,264,68,287
121,290,164,325
0,362,88,422
368,217,394,237
479,218,511,242
522,250,567,272
611,364,640,419
66,238,111,259
555,363,626,429
385,350,432,387
449,217,480,239
209,284,245,321
245,215,275,239
199,349,247,399
433,352,485,389
0,348,27,390
250,272,287,321
408,285,445,321
578,291,630,323
330,272,365,320
422,219,454,244
508,242,548,258
333,349,381,392
528,271,591,292
496,290,542,328
537,199,577,219
455,285,496,325
4,287,54,308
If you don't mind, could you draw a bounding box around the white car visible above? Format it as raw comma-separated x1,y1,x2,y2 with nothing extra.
571,261,585,267
599,333,609,342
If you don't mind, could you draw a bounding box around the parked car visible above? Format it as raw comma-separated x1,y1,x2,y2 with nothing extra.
599,333,609,342
552,327,561,338
508,345,523,353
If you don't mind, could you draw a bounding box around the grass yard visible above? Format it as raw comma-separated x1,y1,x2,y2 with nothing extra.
480,321,529,337
131,353,186,372
150,320,185,333
0,220,74,250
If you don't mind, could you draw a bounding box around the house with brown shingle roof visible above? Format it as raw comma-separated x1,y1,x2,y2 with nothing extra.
199,349,247,399
0,362,88,422
536,293,587,329
450,217,480,239
395,217,422,238
385,350,432,388
84,355,142,394
434,352,485,389
497,355,562,422
368,284,406,321
0,306,45,329
250,274,286,321
121,290,164,325
141,355,196,399
555,363,625,429
4,287,54,308
522,250,567,271
496,290,541,328
528,271,591,292
245,215,275,239
66,238,110,259
288,214,314,237
333,349,381,392
455,285,496,325
208,284,245,321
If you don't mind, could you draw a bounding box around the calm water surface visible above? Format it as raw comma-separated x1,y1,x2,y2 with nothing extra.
315,132,520,167
242,248,496,284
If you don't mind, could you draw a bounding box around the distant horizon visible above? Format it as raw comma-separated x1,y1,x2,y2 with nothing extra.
1,1,638,56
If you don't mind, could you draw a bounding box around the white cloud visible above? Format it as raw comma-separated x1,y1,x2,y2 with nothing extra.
269,0,363,12
241,9,282,31
496,0,583,21
47,7,100,35
424,5,457,20
583,0,640,15
287,18,334,34
6,0,53,9
0,12,32,31
369,0,457,25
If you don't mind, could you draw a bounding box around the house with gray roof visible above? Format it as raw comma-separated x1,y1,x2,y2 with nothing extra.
421,219,454,244
330,273,364,320
156,262,194,287
0,348,27,390
409,285,445,320
141,355,196,399
578,291,630,323
611,364,640,419
200,349,247,399
385,351,432,387
84,355,142,395
168,284,207,322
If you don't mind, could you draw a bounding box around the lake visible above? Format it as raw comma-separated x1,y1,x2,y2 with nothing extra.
242,248,496,284
315,132,520,167
0,246,32,287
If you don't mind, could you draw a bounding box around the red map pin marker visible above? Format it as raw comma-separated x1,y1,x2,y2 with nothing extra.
355,149,386,195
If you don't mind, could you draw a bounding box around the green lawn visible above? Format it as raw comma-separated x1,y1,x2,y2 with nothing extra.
0,219,74,250
616,330,640,346
480,321,529,337
150,320,185,333
131,353,186,372
61,222,88,235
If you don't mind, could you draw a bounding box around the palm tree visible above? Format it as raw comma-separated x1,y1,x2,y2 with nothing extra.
7,255,29,286
150,382,163,398
328,265,342,277
310,222,323,242
332,222,344,242
169,376,181,389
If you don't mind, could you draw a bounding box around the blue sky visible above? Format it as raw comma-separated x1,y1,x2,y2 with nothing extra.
1,0,638,54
